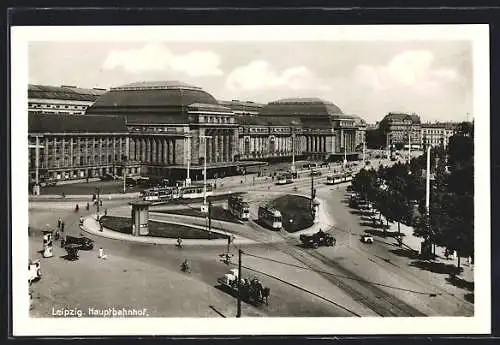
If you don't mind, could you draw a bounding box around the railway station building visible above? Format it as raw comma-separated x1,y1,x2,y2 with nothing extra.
28,80,367,187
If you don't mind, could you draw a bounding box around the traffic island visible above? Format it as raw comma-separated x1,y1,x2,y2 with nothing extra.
99,216,228,240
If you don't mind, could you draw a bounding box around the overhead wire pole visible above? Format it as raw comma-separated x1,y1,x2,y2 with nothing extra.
200,135,212,212
236,248,242,318
185,134,192,186
28,136,44,195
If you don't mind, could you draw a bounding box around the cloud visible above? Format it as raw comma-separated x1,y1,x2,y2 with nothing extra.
352,50,460,93
102,43,223,77
226,60,330,91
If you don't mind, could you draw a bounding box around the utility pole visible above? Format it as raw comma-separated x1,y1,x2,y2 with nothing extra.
291,129,296,173
28,136,44,195
343,131,347,166
185,135,192,186
408,127,412,164
208,200,212,239
96,187,101,220
362,134,366,165
122,157,127,193
200,135,212,212
236,249,242,318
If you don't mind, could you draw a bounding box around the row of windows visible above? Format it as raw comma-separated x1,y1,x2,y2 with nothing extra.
29,103,88,110
199,116,235,124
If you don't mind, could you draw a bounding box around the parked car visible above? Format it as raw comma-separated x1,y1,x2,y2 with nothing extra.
310,170,322,177
361,235,374,244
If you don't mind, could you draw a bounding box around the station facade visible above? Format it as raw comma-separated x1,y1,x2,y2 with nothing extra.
29,81,367,186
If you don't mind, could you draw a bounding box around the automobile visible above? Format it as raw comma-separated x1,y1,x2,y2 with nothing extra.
64,235,94,250
300,231,336,248
361,235,374,244
43,180,57,187
309,170,322,177
28,259,42,283
100,174,116,181
320,162,329,168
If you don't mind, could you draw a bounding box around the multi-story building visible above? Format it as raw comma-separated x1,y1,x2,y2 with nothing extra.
420,122,457,149
379,112,422,149
28,84,106,115
28,113,140,192
28,81,368,189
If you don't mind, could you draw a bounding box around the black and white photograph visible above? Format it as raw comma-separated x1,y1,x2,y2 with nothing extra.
11,25,490,336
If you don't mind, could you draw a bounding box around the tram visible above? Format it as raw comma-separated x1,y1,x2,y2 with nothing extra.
258,206,282,230
228,195,250,220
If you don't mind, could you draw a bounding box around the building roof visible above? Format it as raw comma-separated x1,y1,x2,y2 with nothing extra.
237,115,302,127
218,100,265,112
28,84,107,102
260,97,345,117
28,113,128,133
382,112,422,124
86,81,225,117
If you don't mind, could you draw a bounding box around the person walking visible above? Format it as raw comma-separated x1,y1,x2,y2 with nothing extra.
57,218,62,229
61,221,65,233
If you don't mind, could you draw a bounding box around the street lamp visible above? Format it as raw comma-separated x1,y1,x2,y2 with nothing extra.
185,135,192,186
291,128,296,173
28,136,44,196
200,135,212,213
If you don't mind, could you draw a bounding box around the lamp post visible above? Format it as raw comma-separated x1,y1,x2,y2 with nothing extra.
185,135,192,186
343,131,347,166
362,133,366,165
200,135,212,212
29,136,44,195
292,133,295,168
408,126,412,164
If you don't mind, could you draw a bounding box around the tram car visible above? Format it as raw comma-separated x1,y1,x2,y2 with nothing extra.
258,206,282,230
326,173,353,185
228,195,250,220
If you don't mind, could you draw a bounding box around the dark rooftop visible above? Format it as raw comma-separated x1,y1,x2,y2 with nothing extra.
260,97,348,118
29,113,128,133
29,84,107,102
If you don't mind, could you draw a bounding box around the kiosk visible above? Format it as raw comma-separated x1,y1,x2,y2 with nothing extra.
311,199,320,224
129,200,152,236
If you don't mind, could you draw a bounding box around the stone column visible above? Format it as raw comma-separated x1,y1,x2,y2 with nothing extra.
161,139,166,164
172,139,177,165
152,138,157,163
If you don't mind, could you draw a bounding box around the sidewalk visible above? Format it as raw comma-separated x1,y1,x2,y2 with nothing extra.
81,214,256,246
30,192,141,201
374,213,474,281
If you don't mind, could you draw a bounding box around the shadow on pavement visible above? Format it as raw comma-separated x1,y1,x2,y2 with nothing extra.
348,210,367,216
410,260,464,276
445,275,474,292
59,254,79,261
464,293,474,303
390,248,421,260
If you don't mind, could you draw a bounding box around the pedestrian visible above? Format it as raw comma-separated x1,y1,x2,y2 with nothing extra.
100,223,104,232
79,216,84,226
467,256,472,266
86,202,90,211
61,221,65,233
99,200,103,207
57,218,62,229
92,193,96,201
104,208,108,216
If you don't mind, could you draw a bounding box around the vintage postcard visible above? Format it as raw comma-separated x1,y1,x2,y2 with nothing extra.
11,25,490,336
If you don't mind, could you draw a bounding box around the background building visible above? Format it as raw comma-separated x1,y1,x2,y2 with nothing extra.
379,112,422,149
28,81,369,187
28,84,106,115
420,122,457,149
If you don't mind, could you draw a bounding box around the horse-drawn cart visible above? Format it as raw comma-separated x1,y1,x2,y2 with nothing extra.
217,269,270,306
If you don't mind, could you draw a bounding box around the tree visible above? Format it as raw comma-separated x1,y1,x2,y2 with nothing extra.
366,129,385,149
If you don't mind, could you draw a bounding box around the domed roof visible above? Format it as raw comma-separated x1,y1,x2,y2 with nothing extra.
260,97,346,117
86,80,225,115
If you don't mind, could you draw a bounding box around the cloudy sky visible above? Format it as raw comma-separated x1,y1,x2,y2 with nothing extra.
29,40,472,123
